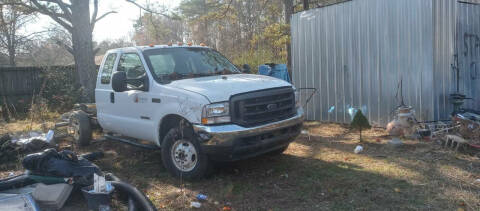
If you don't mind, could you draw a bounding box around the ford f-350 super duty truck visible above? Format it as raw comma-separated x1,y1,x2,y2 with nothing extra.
69,44,304,179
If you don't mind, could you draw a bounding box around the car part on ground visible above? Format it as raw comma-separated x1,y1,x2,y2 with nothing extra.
69,110,92,146
1,149,157,211
0,174,36,192
32,183,73,209
0,193,40,211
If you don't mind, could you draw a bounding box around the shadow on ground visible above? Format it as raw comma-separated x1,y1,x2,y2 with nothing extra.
62,134,453,211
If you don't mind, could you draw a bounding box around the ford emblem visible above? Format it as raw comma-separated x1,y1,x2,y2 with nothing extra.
267,103,278,111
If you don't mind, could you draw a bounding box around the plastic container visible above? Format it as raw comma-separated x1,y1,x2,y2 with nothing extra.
354,145,363,154
81,185,114,211
190,201,201,208
196,194,207,201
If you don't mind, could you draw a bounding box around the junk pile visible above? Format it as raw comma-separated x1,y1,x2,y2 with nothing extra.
386,106,417,138
0,131,54,164
413,108,480,152
452,110,480,148
0,148,157,211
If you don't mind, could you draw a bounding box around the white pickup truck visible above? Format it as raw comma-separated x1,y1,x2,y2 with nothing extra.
70,44,304,179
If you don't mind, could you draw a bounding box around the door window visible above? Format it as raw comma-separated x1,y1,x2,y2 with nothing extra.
118,53,146,78
100,53,117,84
117,53,147,88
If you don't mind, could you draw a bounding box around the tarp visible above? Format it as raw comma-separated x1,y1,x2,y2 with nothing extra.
258,64,291,83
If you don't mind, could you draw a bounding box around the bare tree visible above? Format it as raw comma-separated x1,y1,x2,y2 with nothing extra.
1,0,116,101
0,4,35,66
2,0,171,101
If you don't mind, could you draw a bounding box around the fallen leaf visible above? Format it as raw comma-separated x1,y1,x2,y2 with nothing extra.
394,188,400,192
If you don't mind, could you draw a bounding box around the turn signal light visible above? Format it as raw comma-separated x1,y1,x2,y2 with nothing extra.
201,118,208,125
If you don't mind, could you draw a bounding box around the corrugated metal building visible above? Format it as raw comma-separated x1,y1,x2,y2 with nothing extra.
291,0,480,126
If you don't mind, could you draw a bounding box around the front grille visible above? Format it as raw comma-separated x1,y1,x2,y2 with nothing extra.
231,87,296,127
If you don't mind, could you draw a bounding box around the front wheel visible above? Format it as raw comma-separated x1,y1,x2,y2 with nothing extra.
268,144,290,155
161,127,210,179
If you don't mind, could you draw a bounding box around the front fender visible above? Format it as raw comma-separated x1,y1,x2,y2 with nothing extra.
151,86,209,145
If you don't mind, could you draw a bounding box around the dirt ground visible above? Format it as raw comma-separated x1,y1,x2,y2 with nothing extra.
1,120,480,210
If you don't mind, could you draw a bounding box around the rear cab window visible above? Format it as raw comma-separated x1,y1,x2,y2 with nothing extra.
100,53,117,84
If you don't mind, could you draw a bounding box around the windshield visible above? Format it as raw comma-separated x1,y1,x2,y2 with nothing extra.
143,47,240,82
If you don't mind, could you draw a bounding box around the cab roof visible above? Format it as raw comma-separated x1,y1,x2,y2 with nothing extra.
107,44,210,53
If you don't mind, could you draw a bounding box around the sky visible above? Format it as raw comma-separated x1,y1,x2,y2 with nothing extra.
29,0,181,42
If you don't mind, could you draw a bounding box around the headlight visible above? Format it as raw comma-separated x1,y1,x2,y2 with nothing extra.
201,102,230,125
294,88,300,109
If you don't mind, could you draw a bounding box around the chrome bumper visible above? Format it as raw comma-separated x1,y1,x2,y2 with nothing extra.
193,107,304,146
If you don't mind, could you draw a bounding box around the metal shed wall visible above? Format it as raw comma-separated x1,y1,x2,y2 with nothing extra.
433,0,457,121
292,0,480,125
291,0,435,125
456,1,480,112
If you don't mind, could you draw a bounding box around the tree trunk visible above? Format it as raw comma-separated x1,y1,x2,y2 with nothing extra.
8,46,15,66
359,129,362,142
70,0,96,102
283,0,293,79
303,0,309,10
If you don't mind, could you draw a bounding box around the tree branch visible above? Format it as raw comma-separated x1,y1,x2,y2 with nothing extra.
125,0,170,18
54,39,73,55
29,0,72,31
90,0,98,30
93,47,100,55
91,11,116,31
51,0,71,17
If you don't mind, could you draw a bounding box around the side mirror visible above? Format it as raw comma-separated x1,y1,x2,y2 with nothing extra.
112,71,127,92
242,64,251,73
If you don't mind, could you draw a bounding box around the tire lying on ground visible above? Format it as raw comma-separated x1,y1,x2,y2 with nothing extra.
69,110,92,146
161,127,211,179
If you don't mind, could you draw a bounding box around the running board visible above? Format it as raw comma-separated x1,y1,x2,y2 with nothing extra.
104,135,160,150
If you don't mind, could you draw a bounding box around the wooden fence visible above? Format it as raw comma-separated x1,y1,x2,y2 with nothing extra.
0,66,76,116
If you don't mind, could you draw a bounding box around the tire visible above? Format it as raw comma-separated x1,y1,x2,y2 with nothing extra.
161,127,210,180
70,111,92,146
268,144,290,155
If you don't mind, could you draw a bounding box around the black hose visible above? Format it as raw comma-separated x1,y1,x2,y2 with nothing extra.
128,197,137,211
105,173,154,211
110,181,157,211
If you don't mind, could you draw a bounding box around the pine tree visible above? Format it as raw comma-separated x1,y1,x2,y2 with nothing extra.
351,110,371,142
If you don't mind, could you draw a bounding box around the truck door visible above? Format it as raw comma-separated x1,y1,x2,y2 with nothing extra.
95,52,118,132
101,52,156,141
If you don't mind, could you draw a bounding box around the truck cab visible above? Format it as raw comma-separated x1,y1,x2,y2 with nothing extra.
91,44,304,179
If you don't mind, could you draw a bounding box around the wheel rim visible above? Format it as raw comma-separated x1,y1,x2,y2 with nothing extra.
171,139,198,172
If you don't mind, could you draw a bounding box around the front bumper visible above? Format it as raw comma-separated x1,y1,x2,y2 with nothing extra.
193,108,304,161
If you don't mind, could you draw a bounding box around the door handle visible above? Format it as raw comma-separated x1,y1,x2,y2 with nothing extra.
110,92,115,103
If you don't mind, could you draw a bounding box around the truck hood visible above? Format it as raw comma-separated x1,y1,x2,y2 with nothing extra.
167,74,292,102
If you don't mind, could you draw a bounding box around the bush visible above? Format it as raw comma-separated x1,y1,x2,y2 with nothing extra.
40,66,86,112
